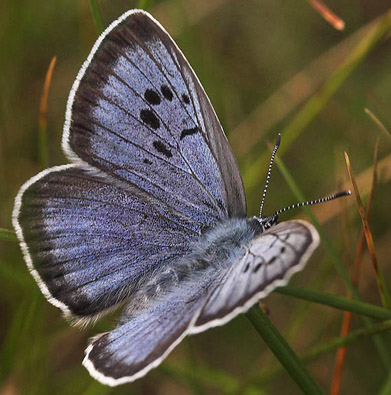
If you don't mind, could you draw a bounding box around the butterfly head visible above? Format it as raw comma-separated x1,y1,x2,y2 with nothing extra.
257,133,351,229
255,214,279,232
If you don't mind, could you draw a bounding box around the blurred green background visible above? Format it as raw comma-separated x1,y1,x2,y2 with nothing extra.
1,0,391,394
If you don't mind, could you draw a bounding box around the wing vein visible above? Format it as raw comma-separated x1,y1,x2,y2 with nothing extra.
101,35,225,216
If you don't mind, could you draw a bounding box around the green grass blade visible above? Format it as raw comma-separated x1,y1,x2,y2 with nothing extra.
89,0,103,34
276,286,391,321
0,298,30,378
0,227,17,242
1,293,41,381
275,154,356,295
365,108,391,141
284,256,335,342
243,10,391,192
303,320,391,362
246,305,322,394
248,319,391,388
345,152,391,309
0,261,30,288
379,373,391,395
274,153,391,369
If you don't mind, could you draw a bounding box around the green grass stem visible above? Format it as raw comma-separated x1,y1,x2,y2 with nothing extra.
243,10,391,192
0,227,17,242
276,285,391,321
274,154,391,369
246,305,322,394
89,0,104,34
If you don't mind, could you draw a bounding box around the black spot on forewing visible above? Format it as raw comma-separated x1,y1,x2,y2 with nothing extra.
153,141,172,158
180,127,199,140
182,94,190,104
243,262,250,273
140,109,160,130
144,89,161,105
143,158,152,165
161,85,173,101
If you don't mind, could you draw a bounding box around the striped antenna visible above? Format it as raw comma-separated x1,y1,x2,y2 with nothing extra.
259,133,281,217
272,190,352,217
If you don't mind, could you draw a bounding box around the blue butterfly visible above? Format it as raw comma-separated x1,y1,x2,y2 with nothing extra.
12,10,349,386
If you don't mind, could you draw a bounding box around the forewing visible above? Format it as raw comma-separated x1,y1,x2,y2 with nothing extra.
13,165,195,320
193,220,320,332
64,10,246,231
149,13,247,217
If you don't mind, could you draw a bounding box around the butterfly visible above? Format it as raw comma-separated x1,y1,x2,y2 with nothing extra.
12,9,350,386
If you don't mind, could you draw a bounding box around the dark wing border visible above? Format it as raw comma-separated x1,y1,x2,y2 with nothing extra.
12,165,78,319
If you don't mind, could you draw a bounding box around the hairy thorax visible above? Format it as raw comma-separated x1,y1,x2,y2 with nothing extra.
122,217,264,319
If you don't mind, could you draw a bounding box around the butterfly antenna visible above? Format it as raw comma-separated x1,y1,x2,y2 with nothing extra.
259,133,281,217
272,190,352,217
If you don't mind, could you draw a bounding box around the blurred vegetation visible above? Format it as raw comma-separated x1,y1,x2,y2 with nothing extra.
1,0,391,394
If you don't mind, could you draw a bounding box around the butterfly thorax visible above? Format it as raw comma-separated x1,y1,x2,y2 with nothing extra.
195,217,264,262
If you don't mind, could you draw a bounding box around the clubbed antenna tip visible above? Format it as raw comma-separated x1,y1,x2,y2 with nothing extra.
334,190,352,198
275,132,281,148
